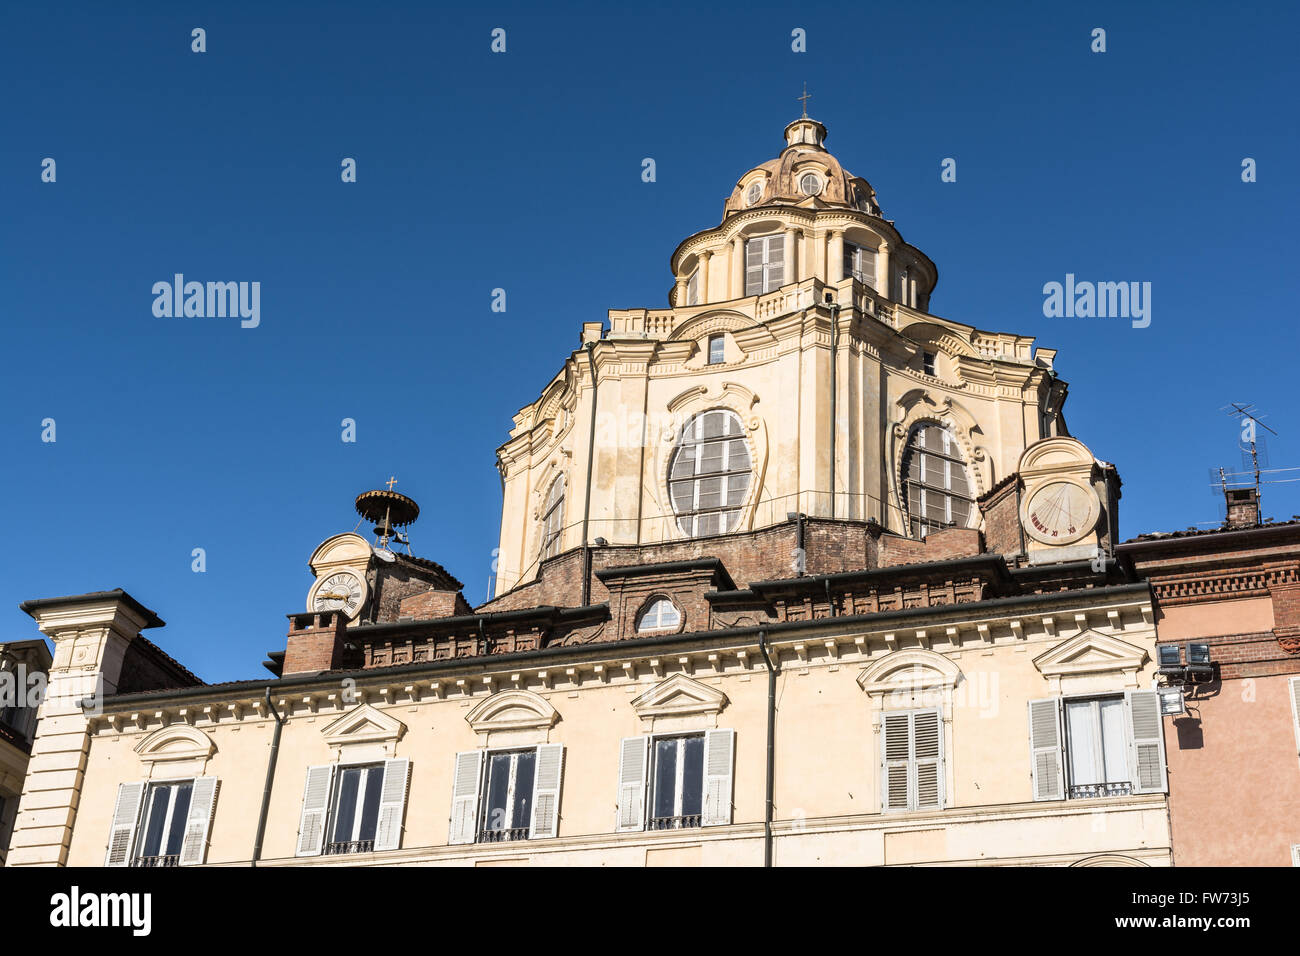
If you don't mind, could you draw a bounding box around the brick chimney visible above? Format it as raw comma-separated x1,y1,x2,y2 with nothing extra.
1225,487,1261,529
281,611,348,676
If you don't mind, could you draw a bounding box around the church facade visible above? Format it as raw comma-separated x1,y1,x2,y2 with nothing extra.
6,117,1175,868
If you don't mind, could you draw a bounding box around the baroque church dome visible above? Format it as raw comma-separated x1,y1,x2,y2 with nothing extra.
721,118,881,220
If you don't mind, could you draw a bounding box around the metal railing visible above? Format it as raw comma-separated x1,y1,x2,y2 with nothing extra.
323,840,374,855
133,855,179,867
648,814,701,831
1068,782,1133,800
477,826,529,843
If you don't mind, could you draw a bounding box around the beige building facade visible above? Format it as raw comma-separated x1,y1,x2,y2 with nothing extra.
6,115,1172,868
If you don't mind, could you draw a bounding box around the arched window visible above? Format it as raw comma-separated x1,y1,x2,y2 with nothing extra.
541,477,565,559
900,424,972,538
668,409,751,537
638,597,681,633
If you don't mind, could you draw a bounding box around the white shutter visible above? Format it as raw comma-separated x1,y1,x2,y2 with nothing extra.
1292,844,1300,867
295,764,335,857
104,781,146,867
702,729,736,826
1289,677,1300,755
373,758,410,852
616,736,649,831
913,710,944,810
1028,698,1065,801
1127,690,1168,794
448,750,485,846
529,744,565,839
880,712,911,811
178,776,218,866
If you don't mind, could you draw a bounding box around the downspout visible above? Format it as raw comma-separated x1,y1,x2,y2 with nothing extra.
758,629,778,867
581,342,599,607
251,687,284,867
826,292,840,520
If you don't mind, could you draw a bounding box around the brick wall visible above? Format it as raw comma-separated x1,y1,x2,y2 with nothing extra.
878,527,982,567
282,612,348,676
398,589,472,621
978,477,1022,558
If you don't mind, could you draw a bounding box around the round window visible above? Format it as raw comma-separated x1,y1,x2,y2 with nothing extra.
746,182,762,206
799,172,822,196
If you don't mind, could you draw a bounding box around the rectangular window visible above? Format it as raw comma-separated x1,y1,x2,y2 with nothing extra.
649,734,705,829
1064,697,1130,799
325,763,384,855
880,709,944,811
843,242,876,289
707,333,725,365
1290,677,1300,755
136,780,194,866
744,235,784,296
479,749,537,843
922,351,936,376
686,269,699,306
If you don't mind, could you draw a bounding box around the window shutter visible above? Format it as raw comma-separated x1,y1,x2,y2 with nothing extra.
448,750,485,845
880,712,911,811
1292,844,1300,867
616,736,649,831
104,781,146,867
702,729,736,826
913,710,944,810
529,743,565,839
178,776,218,866
1127,690,1168,794
1289,677,1300,755
295,764,335,857
1028,698,1065,801
373,758,410,852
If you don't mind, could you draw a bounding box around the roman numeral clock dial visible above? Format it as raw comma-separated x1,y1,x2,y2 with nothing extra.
1023,480,1099,546
310,570,366,619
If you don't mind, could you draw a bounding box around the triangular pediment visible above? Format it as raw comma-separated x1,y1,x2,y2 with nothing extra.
321,703,406,748
632,673,728,718
1033,629,1148,678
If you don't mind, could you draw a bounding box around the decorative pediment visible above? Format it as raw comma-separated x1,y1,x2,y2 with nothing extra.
857,649,963,698
465,689,558,735
134,724,216,764
632,673,729,719
320,703,407,749
1033,630,1148,681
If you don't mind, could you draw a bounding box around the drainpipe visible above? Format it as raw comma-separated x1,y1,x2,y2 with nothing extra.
581,342,599,606
825,292,840,520
790,511,806,576
758,629,778,867
251,687,284,867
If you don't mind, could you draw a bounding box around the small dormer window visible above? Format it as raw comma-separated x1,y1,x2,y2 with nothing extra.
799,172,822,196
922,351,936,376
746,182,762,206
638,597,681,633
707,334,725,365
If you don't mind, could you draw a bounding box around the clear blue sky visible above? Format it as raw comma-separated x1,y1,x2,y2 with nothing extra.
3,1,1297,683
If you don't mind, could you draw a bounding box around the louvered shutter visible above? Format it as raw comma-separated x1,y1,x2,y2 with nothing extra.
104,781,146,866
1289,677,1300,754
448,750,485,845
616,736,649,831
178,776,218,866
1292,844,1300,867
1028,698,1065,801
701,729,736,826
913,710,944,810
373,758,410,852
529,744,565,839
295,764,335,857
880,712,912,811
1127,690,1168,794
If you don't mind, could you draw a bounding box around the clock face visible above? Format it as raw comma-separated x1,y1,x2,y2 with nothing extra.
311,570,365,618
1024,480,1099,546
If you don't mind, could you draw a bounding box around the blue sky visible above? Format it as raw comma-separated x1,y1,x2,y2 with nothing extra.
3,1,1297,683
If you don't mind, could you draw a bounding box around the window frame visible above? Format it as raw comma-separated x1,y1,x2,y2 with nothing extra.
900,423,973,538
686,267,700,306
1061,694,1132,800
667,409,752,538
637,596,682,633
477,747,538,844
706,333,725,365
647,732,706,830
880,707,946,813
541,477,565,560
843,241,876,289
323,761,386,855
798,171,822,196
744,234,785,296
134,779,194,866
745,181,762,206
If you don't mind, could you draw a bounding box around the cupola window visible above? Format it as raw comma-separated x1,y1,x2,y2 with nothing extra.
668,409,752,537
707,334,725,365
541,477,565,559
900,424,972,538
799,172,822,196
638,597,682,633
744,235,784,296
686,268,700,306
843,242,877,289
745,181,762,206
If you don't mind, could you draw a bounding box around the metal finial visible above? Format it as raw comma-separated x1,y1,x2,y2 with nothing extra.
798,82,811,118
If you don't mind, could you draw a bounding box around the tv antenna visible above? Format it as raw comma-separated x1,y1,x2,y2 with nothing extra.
1206,403,1297,525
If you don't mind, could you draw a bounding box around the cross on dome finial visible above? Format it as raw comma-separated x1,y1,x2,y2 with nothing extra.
385,476,398,490
798,82,811,119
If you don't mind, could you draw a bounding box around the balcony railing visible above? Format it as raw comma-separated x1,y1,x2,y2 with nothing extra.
649,814,701,831
477,826,529,843
323,840,374,856
133,855,179,868
1069,782,1133,800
